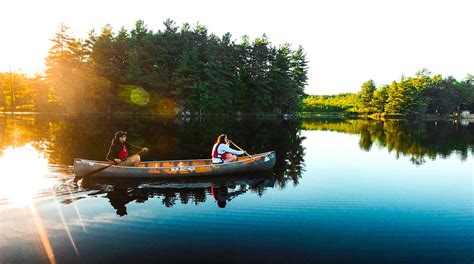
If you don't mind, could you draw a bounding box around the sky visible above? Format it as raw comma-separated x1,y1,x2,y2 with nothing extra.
1,0,473,95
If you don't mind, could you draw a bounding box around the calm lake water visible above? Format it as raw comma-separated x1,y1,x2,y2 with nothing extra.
0,115,472,264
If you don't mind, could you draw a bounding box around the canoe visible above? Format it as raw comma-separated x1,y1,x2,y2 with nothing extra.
74,151,276,178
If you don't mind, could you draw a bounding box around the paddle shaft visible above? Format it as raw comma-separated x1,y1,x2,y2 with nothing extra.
229,141,254,159
79,148,147,178
228,179,267,201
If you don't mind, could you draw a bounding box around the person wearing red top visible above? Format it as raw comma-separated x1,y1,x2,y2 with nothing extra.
106,131,148,166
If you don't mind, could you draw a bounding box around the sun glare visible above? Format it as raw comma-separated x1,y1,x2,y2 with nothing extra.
0,144,50,205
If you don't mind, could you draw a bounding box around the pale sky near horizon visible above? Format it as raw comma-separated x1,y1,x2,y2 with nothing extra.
1,0,473,95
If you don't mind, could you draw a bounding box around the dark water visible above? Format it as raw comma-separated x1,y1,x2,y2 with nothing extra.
0,115,472,263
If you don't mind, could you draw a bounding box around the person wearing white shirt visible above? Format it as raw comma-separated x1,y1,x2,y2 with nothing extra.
211,134,244,163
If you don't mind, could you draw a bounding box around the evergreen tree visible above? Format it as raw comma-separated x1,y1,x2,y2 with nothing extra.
30,75,49,112
249,36,273,113
202,33,234,113
38,20,309,115
385,80,410,114
268,45,291,114
45,23,110,113
360,79,376,113
458,74,474,111
173,47,202,112
289,46,308,113
371,85,389,113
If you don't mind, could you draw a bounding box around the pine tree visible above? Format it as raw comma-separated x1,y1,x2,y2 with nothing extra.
268,45,291,114
289,46,308,113
173,47,201,113
46,23,110,113
360,80,376,113
371,85,389,113
385,81,404,114
39,20,309,115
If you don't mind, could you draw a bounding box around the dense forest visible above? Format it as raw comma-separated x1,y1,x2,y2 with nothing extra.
302,70,474,116
2,20,472,118
0,20,308,116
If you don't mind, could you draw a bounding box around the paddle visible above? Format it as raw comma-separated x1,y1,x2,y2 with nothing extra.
75,148,148,181
229,140,254,159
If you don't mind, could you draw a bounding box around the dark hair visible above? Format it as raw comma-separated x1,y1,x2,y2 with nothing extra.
217,200,227,208
215,134,227,145
112,131,127,144
115,131,127,138
116,207,127,216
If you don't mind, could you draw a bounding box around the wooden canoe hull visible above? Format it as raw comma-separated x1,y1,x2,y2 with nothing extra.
74,151,276,178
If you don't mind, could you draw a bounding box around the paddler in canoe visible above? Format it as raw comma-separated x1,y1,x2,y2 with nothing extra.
74,132,275,179
211,134,248,163
106,131,148,166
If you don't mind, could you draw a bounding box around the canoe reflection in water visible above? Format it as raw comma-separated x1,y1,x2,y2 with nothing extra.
211,185,245,208
210,178,272,208
76,173,276,216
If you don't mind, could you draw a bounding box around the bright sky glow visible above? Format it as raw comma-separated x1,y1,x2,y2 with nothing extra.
1,0,473,95
0,144,50,205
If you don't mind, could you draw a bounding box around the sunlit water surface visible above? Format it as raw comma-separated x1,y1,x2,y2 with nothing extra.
0,117,472,264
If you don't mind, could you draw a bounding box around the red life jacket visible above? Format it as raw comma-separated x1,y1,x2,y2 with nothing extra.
212,143,225,161
118,144,128,159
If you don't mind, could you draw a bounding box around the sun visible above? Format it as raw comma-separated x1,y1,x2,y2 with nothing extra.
0,143,51,205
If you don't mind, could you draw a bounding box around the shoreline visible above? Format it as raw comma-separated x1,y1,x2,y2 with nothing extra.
1,110,473,122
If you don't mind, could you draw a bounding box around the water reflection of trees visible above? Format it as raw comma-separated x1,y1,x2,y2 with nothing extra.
0,115,305,216
302,119,474,164
75,175,276,216
0,115,306,187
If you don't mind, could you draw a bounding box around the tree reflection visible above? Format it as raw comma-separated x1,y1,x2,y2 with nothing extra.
0,115,307,187
74,174,276,216
4,114,471,215
272,121,306,187
210,179,271,208
302,118,474,164
211,185,244,208
106,186,135,216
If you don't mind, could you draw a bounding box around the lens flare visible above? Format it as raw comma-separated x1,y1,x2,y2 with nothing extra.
118,85,150,106
130,87,150,106
0,144,50,205
156,98,178,117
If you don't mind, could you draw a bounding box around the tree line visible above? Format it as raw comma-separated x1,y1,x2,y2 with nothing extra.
0,20,308,115
303,69,474,116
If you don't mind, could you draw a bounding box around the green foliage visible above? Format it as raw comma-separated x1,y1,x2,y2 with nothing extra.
2,21,308,115
36,20,308,115
303,70,474,116
359,79,376,113
0,72,32,111
45,23,111,113
302,93,359,113
371,85,389,113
